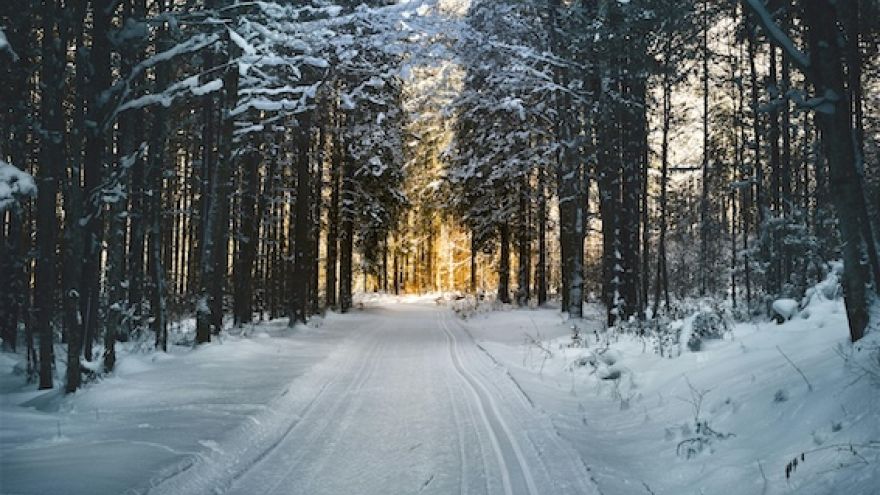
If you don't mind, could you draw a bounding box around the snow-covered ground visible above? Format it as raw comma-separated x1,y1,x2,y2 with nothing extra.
0,315,352,494
1,293,878,494
465,299,880,494
1,299,596,495
145,298,597,495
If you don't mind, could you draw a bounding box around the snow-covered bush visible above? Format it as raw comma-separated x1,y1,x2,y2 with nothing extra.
615,302,691,358
449,292,497,319
771,298,799,323
568,344,630,389
613,299,734,356
801,262,843,307
686,304,732,352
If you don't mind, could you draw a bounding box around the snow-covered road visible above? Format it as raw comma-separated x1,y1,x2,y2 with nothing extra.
153,302,598,495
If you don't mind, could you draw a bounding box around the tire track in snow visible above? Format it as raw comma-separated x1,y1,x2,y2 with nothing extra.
439,310,539,495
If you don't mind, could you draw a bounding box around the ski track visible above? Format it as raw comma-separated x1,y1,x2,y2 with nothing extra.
151,302,598,495
441,310,532,495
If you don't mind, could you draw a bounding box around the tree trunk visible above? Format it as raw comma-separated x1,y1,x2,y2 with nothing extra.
310,122,323,314
339,147,355,312
498,222,511,304
233,149,261,326
290,115,312,325
653,60,672,316
801,1,874,341
470,230,477,293
63,2,86,391
148,1,170,350
699,0,711,296
195,31,219,344
516,175,530,306
326,118,341,309
36,0,64,390
209,40,239,334
536,165,547,305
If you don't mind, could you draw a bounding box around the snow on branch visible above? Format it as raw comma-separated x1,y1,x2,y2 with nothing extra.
108,32,222,122
0,160,36,212
741,0,810,73
0,27,20,62
114,74,225,116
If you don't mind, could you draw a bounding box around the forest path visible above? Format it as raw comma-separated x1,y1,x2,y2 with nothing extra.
153,301,598,495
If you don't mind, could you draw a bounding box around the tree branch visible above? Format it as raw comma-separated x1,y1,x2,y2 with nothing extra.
741,0,811,74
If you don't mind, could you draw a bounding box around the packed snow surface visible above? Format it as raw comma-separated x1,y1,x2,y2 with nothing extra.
1,302,596,495
1,294,878,494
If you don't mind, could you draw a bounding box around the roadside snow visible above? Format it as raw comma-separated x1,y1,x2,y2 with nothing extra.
463,299,880,494
0,315,354,495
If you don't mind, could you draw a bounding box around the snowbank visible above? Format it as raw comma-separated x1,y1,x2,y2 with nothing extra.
463,296,880,494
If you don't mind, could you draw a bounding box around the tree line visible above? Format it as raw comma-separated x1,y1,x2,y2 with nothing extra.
0,0,413,392
437,0,878,339
0,0,877,394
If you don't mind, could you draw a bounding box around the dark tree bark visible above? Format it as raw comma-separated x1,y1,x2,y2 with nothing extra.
233,148,261,326
653,52,672,316
536,165,547,305
63,2,86,391
498,222,511,304
800,0,876,341
699,0,711,296
290,114,312,325
208,38,239,334
310,122,323,314
338,140,355,313
195,38,219,343
148,0,171,350
549,0,584,318
516,175,530,306
768,45,782,294
780,5,793,284
36,0,65,390
325,114,341,309
470,230,477,293
79,0,114,365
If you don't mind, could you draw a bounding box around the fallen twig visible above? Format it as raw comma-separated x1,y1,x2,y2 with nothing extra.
776,345,814,391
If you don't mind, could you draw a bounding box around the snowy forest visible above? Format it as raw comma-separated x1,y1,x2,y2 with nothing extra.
1,0,879,494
